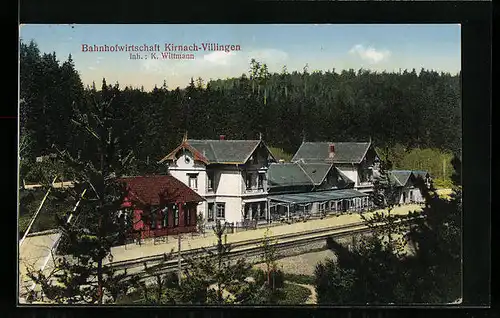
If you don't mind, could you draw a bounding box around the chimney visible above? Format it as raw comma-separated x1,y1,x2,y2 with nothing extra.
328,143,335,159
219,135,225,141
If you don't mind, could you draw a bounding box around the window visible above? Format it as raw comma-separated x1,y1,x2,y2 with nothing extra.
216,203,225,219
319,203,325,213
173,204,179,227
188,174,198,189
184,204,191,226
244,204,250,220
258,173,264,189
259,202,266,220
151,210,157,229
246,173,252,189
208,203,215,221
162,206,169,227
207,171,214,191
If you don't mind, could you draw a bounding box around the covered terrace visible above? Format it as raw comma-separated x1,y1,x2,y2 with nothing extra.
268,189,372,222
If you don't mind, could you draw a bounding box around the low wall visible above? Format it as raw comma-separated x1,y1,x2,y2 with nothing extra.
244,231,372,265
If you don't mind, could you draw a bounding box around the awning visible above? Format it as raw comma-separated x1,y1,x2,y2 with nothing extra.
242,198,268,204
268,189,369,205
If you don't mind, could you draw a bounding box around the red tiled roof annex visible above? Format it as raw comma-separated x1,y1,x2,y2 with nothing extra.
119,175,205,206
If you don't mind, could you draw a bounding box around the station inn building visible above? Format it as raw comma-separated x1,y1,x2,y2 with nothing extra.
159,136,429,226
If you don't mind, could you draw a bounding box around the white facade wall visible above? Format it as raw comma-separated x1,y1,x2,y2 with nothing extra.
168,153,210,217
395,187,425,204
168,153,207,193
215,169,243,197
168,155,253,223
409,187,425,203
216,196,243,223
336,164,359,186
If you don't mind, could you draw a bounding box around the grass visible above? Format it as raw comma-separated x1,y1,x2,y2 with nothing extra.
283,273,315,285
435,188,453,200
276,283,311,305
18,188,74,236
268,146,293,162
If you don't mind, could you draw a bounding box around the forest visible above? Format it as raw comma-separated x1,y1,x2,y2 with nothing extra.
20,40,461,184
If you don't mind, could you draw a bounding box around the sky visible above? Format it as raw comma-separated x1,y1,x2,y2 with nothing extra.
19,24,461,91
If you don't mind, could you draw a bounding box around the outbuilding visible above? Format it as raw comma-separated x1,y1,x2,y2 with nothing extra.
120,175,205,239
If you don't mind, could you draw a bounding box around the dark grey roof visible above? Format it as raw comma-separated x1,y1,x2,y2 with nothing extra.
292,142,372,164
268,188,369,205
387,170,412,187
297,162,333,185
187,139,261,164
268,161,357,189
267,163,313,187
387,170,429,187
412,170,430,179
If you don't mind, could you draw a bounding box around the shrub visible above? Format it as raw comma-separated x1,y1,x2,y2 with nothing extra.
249,268,267,286
283,273,315,285
278,283,311,304
164,272,180,289
433,178,454,189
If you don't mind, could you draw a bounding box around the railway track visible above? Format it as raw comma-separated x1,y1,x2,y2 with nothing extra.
108,220,367,270
111,217,417,282
133,225,372,279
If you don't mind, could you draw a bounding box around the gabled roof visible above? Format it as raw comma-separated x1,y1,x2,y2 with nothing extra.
387,170,412,187
297,162,333,185
158,139,276,165
291,141,373,164
267,163,314,188
387,170,430,187
119,175,205,206
267,162,355,189
412,170,430,179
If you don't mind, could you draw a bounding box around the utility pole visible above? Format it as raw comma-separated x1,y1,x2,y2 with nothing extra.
177,234,182,286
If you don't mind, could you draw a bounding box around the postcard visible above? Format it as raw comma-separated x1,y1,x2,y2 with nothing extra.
18,24,462,306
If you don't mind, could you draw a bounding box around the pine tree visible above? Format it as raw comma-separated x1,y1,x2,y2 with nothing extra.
314,158,462,304
179,220,259,304
25,90,137,304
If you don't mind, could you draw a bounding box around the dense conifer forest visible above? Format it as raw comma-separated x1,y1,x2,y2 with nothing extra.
20,40,461,182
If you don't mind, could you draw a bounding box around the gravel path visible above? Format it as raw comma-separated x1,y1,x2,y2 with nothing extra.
255,249,337,276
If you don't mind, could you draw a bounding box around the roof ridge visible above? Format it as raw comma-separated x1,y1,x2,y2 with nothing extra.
296,162,316,185
208,142,217,162
242,140,265,163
